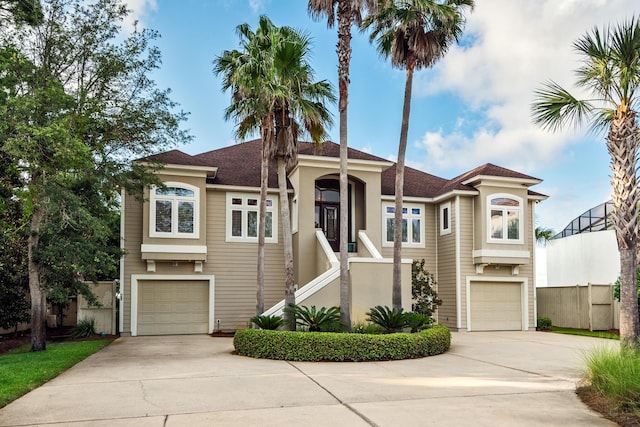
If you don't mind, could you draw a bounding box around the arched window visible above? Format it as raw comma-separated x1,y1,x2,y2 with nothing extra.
150,183,199,238
487,194,522,243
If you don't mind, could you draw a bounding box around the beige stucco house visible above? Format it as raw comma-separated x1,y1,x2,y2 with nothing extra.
119,140,547,336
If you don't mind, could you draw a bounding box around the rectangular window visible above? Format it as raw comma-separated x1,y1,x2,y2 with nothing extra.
439,201,451,236
226,193,278,243
155,200,172,233
382,202,424,247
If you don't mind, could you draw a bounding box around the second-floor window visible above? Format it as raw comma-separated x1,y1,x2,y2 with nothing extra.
150,183,199,238
382,202,424,247
226,193,278,243
440,202,451,235
488,194,522,243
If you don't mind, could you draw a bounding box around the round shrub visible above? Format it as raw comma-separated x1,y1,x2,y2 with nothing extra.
233,324,451,361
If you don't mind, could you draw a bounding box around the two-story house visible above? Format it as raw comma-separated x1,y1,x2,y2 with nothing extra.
119,139,547,336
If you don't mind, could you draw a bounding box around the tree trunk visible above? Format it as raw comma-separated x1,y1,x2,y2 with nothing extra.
277,157,296,330
392,65,414,309
337,0,354,332
607,111,640,348
256,139,269,316
28,202,46,352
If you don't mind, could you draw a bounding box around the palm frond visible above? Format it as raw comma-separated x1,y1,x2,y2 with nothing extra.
531,80,594,132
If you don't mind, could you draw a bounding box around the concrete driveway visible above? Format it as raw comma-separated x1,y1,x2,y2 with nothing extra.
0,331,618,427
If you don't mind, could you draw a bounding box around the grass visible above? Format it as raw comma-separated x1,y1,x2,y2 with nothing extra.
0,339,113,408
582,346,640,417
551,327,619,340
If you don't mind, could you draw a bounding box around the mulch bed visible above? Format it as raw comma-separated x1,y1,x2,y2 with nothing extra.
577,386,640,427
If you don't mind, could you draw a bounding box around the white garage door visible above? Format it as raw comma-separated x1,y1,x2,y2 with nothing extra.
470,282,522,331
138,280,209,335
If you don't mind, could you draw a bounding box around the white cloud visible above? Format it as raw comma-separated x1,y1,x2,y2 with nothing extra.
249,0,268,13
121,0,157,31
412,0,639,173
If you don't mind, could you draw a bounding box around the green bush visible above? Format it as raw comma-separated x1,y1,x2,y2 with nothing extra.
536,316,552,331
584,346,640,413
283,304,342,332
412,259,442,317
405,312,432,333
233,324,451,361
352,321,386,334
250,314,284,330
71,317,96,338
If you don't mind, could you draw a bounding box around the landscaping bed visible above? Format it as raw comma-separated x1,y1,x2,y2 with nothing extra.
234,324,450,361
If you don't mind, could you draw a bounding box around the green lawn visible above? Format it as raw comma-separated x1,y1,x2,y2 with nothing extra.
0,339,113,408
551,327,619,340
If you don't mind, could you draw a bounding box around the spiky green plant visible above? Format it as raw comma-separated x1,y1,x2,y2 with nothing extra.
404,312,432,333
71,317,96,338
250,314,284,330
367,305,406,333
283,304,342,332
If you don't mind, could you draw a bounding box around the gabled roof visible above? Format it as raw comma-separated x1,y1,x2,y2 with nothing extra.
142,149,214,168
139,140,546,199
438,163,543,197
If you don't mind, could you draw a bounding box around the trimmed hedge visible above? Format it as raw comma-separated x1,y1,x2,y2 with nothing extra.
233,324,451,361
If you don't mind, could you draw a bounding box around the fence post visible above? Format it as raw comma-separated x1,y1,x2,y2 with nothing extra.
587,282,593,332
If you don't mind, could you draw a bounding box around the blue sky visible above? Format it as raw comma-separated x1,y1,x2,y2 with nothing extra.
124,0,639,236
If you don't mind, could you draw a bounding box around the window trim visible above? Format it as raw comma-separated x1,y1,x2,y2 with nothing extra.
440,202,451,235
226,192,278,243
486,193,523,244
382,202,425,248
149,182,199,239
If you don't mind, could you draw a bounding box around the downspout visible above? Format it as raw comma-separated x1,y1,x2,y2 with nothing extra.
119,188,125,334
455,196,462,330
532,200,537,329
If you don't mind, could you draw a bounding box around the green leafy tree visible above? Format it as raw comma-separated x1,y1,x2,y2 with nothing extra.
215,16,335,330
308,0,378,333
411,259,441,317
364,0,474,308
1,0,190,351
0,0,43,25
532,17,640,347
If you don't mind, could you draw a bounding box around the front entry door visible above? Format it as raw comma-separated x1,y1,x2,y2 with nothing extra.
321,203,339,251
315,179,346,252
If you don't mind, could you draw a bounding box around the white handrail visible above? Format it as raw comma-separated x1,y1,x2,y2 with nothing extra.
262,230,339,316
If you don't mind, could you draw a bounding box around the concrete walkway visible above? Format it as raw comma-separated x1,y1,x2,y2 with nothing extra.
0,331,618,426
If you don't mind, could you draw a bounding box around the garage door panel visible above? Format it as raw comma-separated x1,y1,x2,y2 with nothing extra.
138,280,209,336
470,282,522,331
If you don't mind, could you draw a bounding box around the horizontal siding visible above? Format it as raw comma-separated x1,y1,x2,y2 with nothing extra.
437,199,457,329
205,191,285,331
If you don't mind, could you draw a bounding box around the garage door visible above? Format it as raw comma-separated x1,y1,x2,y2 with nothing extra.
470,282,522,331
138,280,209,335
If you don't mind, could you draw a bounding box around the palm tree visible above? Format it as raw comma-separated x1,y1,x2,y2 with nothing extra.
535,226,555,247
215,17,335,328
532,17,640,347
308,0,378,332
364,0,474,308
214,16,278,316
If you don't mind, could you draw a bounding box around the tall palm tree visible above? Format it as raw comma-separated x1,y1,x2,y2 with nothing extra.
532,17,640,347
214,16,278,316
308,0,377,332
215,17,335,328
364,0,474,308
